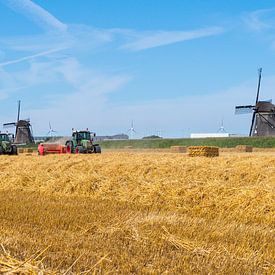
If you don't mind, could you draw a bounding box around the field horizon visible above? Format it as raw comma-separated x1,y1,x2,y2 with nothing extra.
98,136,275,149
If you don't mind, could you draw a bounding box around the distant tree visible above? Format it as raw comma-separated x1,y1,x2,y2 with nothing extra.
142,135,162,139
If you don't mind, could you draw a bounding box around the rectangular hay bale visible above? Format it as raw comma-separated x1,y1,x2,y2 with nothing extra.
18,148,24,154
188,146,219,157
235,145,253,152
170,146,187,153
19,148,34,154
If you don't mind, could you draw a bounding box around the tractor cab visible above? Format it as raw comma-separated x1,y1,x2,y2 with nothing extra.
0,133,10,142
0,133,15,143
0,133,17,155
73,131,92,144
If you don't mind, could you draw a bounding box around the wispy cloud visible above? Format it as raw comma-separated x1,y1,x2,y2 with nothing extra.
0,0,67,32
0,86,29,100
243,8,275,31
0,0,225,91
0,47,67,67
0,0,224,54
53,58,132,97
25,58,132,133
120,27,224,51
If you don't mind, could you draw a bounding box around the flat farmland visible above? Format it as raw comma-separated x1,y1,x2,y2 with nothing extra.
0,152,274,274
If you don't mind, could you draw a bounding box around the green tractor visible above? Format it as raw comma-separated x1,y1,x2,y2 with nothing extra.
65,129,101,154
0,133,17,155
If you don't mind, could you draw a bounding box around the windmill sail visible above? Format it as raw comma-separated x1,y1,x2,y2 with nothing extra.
3,122,17,127
235,105,254,114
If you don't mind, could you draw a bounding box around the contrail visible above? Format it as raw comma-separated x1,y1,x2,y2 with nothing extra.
0,0,67,32
121,27,224,51
0,48,66,67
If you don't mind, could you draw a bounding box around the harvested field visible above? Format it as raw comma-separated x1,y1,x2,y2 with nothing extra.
0,152,274,274
235,145,253,153
170,146,187,153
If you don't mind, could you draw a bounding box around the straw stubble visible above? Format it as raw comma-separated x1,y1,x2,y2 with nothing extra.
0,152,274,274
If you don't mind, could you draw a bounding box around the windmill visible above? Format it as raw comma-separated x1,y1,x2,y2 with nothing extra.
47,121,57,137
235,68,275,136
127,120,136,139
3,100,35,144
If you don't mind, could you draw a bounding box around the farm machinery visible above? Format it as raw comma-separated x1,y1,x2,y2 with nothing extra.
0,133,17,155
38,129,101,155
66,129,101,154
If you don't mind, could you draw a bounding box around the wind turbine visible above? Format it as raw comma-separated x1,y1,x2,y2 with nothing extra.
47,121,57,137
127,120,136,139
217,119,227,133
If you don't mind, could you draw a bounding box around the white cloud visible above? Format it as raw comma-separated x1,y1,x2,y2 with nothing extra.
25,58,132,134
243,8,275,31
0,0,67,32
0,33,70,52
0,57,131,133
0,0,224,54
53,58,132,96
0,47,67,67
120,27,224,51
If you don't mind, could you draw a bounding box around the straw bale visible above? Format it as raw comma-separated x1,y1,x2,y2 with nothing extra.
188,146,219,157
170,146,187,153
17,148,34,154
18,148,24,154
235,145,253,152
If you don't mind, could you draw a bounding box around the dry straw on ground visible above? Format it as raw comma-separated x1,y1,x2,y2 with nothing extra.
0,245,56,274
124,146,134,149
188,146,219,157
0,152,274,274
235,145,253,152
170,146,187,153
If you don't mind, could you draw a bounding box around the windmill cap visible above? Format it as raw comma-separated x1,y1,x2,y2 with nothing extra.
256,101,275,112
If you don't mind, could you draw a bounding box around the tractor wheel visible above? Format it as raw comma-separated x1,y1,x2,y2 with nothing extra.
11,145,18,155
76,146,85,154
0,146,3,155
93,145,101,154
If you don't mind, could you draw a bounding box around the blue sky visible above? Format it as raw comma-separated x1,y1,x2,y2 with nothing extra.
0,0,275,137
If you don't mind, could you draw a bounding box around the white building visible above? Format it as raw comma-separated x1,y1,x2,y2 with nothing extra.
190,133,235,138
